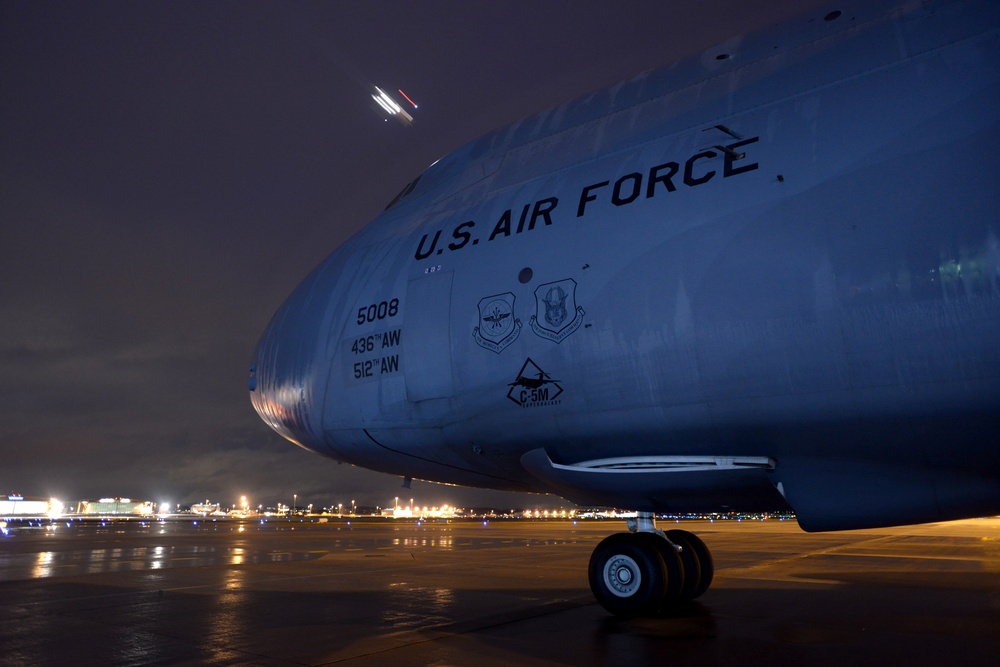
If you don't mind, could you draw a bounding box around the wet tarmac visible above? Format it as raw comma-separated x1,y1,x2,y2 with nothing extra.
1,516,998,666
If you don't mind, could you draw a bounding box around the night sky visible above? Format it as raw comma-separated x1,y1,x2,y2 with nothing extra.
1,1,826,510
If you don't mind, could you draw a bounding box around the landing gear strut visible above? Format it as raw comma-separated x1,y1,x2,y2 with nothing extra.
587,512,714,616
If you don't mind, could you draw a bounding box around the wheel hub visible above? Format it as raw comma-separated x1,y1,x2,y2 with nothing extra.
604,554,641,597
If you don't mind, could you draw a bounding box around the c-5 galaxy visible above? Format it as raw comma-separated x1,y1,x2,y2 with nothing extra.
251,0,1000,615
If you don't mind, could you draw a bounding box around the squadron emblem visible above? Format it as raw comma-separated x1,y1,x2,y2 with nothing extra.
530,278,585,343
473,292,521,353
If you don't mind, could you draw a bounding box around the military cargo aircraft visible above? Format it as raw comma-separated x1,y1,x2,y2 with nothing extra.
251,0,1000,615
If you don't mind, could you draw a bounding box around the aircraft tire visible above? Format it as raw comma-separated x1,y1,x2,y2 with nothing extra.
666,529,713,600
634,532,685,605
588,533,667,616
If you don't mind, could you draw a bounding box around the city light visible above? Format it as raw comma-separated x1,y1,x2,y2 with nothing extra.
47,498,63,520
2,490,728,523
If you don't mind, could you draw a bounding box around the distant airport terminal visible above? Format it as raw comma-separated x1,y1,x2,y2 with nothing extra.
1,494,64,518
1,494,152,519
1,492,799,524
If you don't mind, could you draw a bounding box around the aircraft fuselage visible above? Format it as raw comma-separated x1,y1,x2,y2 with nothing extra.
251,0,1000,534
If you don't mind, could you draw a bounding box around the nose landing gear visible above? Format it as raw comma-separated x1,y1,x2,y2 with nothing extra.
587,512,714,616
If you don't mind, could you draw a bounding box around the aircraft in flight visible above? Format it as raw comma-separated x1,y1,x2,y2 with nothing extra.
250,0,1000,616
371,86,414,125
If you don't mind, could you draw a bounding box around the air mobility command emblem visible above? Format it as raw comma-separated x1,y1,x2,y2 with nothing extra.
473,292,521,353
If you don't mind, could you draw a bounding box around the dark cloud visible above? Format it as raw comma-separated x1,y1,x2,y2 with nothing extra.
1,1,825,507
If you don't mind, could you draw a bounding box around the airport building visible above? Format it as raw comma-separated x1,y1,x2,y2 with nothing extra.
389,504,458,519
190,501,223,516
76,498,154,516
1,494,62,518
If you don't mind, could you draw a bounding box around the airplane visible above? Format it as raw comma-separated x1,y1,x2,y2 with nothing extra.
250,0,1000,616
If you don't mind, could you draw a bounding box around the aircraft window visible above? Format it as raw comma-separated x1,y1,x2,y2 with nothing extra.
384,174,422,210
518,267,533,284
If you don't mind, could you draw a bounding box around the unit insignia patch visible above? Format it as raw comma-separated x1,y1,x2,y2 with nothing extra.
530,278,585,343
473,292,521,353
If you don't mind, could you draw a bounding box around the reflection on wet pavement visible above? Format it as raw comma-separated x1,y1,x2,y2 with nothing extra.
0,518,997,666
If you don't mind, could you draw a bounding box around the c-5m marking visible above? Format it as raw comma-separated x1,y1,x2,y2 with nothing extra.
508,371,561,390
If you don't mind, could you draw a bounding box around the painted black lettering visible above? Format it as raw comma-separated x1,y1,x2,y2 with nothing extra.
684,150,717,186
577,181,609,217
381,355,399,374
528,197,558,230
515,203,531,234
646,161,678,197
382,329,401,347
612,172,642,206
414,230,441,260
489,210,512,241
448,221,475,251
723,137,759,177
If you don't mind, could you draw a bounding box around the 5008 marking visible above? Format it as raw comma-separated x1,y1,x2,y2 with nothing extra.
356,298,399,325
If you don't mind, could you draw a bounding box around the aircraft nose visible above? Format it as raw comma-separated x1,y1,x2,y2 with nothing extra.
248,279,326,452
